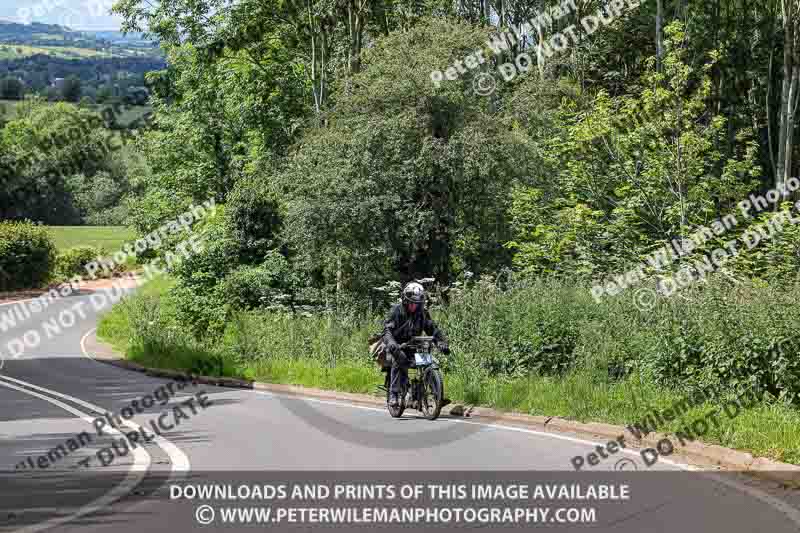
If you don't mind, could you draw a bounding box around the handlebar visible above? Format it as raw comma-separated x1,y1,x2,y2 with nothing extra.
399,336,436,350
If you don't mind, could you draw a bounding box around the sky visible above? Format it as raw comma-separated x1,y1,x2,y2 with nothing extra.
0,0,123,31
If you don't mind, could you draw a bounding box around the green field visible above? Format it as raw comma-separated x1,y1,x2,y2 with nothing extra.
47,226,136,252
0,100,152,128
0,44,111,59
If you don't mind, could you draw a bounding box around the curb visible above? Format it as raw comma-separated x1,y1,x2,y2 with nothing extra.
85,331,800,488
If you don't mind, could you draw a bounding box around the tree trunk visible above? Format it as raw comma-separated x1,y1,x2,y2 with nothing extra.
347,0,364,77
336,253,342,309
308,1,321,114
776,0,798,197
784,66,800,188
306,0,331,115
655,0,664,72
536,23,546,78
767,48,778,180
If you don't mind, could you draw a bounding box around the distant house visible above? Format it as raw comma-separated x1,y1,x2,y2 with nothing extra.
51,77,65,89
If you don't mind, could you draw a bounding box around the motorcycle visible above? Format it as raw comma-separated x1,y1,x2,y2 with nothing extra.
381,335,445,420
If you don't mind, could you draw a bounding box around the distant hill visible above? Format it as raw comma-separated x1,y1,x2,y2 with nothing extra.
91,31,151,42
0,20,164,105
0,20,161,59
0,20,158,48
0,20,81,41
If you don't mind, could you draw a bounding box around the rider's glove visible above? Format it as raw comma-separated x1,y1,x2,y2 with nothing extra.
437,340,450,354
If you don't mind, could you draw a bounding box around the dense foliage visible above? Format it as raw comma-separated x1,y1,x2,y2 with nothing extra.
110,0,800,313
54,245,101,279
0,99,144,225
111,275,800,404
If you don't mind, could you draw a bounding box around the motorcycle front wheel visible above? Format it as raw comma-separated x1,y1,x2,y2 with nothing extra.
385,372,405,418
420,368,443,420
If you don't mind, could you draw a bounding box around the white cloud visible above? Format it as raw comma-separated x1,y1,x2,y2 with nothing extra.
0,0,123,30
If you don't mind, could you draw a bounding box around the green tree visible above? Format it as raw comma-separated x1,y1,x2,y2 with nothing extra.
0,102,116,223
509,23,761,277
279,19,527,295
127,37,306,230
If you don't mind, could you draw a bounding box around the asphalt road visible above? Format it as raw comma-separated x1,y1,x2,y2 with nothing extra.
0,288,799,532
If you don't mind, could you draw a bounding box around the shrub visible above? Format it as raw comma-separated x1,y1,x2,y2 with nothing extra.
629,280,800,401
55,245,101,280
436,275,800,403
437,278,597,378
0,221,56,291
219,252,294,310
225,177,283,263
167,195,291,338
112,262,800,406
169,207,240,292
171,281,231,340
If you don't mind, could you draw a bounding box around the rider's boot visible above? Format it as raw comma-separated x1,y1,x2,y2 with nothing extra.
389,392,399,407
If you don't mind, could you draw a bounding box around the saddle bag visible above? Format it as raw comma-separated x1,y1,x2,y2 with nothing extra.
368,333,389,369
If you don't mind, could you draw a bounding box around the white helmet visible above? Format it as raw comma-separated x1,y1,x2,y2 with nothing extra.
402,281,425,304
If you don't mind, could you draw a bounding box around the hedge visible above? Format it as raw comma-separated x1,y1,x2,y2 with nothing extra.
0,221,56,291
54,245,101,280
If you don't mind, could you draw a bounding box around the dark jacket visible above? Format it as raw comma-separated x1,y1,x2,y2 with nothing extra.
382,303,445,347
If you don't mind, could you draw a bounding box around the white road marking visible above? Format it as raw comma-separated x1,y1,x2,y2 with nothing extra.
78,328,190,473
1,373,190,473
0,378,150,533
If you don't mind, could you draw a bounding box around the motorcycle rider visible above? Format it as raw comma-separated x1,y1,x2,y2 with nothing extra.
382,281,449,407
